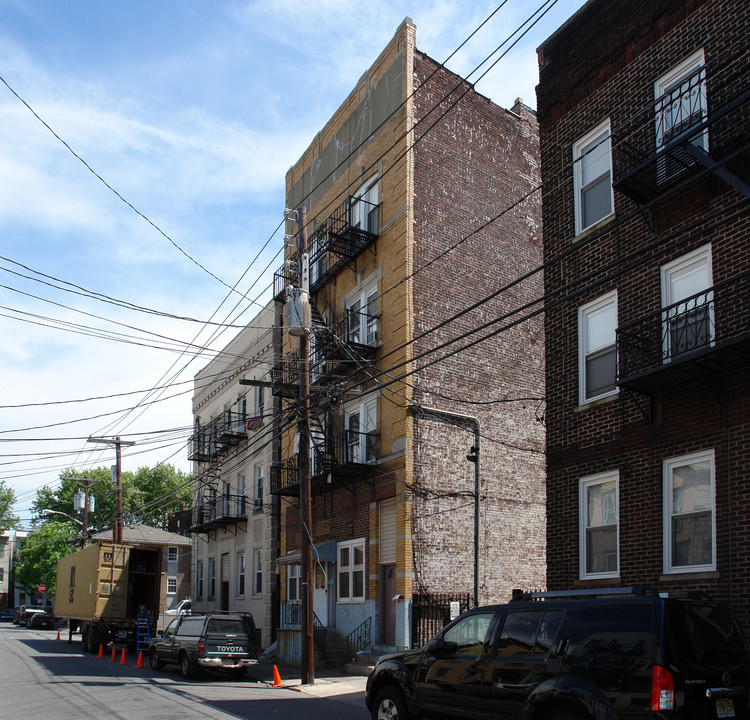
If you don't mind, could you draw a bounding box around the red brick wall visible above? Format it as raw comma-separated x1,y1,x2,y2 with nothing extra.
410,52,547,604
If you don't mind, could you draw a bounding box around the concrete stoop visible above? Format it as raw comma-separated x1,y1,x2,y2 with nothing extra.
345,643,399,676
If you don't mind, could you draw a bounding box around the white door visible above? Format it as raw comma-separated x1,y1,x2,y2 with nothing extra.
313,561,328,627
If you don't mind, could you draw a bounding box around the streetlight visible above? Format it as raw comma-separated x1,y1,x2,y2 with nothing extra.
39,509,83,526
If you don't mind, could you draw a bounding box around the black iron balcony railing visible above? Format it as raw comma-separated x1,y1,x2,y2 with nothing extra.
272,195,379,300
270,429,380,496
189,494,248,533
270,351,299,397
617,270,750,392
612,38,750,204
187,411,247,462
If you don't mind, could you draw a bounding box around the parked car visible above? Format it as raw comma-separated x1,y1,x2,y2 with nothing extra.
148,611,260,679
0,608,15,622
28,611,57,630
366,586,749,720
164,599,191,617
15,606,45,626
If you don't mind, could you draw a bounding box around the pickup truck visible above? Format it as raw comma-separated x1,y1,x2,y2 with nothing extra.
148,611,260,678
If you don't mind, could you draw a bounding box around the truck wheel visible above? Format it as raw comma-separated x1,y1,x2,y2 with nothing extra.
180,652,194,679
149,649,163,671
371,687,410,720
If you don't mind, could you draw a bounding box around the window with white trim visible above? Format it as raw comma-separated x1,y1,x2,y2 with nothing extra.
661,244,713,362
579,471,619,578
255,385,265,422
196,560,204,598
167,576,178,595
578,291,618,404
287,564,300,602
663,449,715,574
253,549,262,596
350,177,378,234
347,284,378,347
208,558,216,598
238,473,246,516
168,546,178,562
337,538,365,603
253,465,263,512
573,119,614,235
345,399,377,464
236,552,245,596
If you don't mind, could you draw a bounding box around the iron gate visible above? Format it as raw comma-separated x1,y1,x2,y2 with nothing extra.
411,592,473,648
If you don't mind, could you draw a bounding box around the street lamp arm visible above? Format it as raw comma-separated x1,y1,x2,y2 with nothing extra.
39,509,84,527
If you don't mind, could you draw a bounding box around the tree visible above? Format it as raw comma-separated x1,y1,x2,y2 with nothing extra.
0,479,20,531
15,521,79,599
32,463,192,534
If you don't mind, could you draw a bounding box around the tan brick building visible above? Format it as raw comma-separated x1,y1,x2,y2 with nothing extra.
274,18,545,653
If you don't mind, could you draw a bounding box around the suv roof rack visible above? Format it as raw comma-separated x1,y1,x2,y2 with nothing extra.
511,586,660,602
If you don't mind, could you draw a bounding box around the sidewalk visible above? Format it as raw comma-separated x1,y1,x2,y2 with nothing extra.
255,663,369,708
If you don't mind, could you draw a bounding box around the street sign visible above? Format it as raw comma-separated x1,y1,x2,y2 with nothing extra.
38,584,46,594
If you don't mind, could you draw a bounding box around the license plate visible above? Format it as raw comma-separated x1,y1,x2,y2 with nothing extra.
222,658,234,666
716,698,735,718
118,631,128,638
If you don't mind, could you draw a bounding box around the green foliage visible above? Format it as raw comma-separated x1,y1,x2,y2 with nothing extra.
0,479,20,531
15,521,79,598
31,463,192,534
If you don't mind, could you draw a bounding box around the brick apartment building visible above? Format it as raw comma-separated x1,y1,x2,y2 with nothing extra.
273,18,545,654
187,302,276,646
537,0,750,627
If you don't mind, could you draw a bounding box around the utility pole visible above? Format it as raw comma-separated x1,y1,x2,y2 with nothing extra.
63,475,95,546
87,436,135,544
297,206,314,685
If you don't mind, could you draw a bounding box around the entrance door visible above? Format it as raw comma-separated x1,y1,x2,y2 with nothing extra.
313,561,329,627
381,564,396,645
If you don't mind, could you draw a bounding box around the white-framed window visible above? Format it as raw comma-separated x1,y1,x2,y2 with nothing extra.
345,399,377,464
196,560,204,598
168,546,178,563
255,385,265,422
573,119,614,235
236,552,246,596
337,538,365,603
663,449,715,574
578,291,618,404
579,471,619,579
253,549,262,597
351,177,378,234
661,244,713,362
287,563,301,602
223,481,231,516
237,395,247,426
310,219,327,287
655,49,707,182
254,465,263,512
208,558,216,598
167,576,178,595
347,284,378,346
238,473,246,516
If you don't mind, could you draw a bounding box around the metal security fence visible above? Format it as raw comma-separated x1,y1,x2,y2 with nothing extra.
411,592,473,648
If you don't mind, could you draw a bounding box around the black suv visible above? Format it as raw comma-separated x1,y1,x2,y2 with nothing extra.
148,611,260,678
366,587,749,720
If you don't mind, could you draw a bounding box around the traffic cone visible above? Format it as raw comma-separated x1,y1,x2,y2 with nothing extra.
110,647,117,663
56,630,61,641
272,665,284,688
119,649,127,665
136,651,144,669
97,644,104,659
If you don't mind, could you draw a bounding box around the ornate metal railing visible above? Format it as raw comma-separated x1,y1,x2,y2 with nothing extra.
189,494,248,533
346,616,372,661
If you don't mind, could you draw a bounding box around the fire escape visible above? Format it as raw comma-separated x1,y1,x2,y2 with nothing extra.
270,193,381,497
612,37,750,396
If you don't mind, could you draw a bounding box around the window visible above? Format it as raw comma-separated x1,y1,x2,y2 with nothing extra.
168,546,178,563
196,560,204,598
663,449,715,573
255,385,265,422
0,568,4,582
254,465,263,512
573,119,614,235
347,284,378,346
345,399,377,464
167,576,178,595
238,395,247,425
236,552,245,596
578,291,618,404
208,558,216,598
337,538,365,603
310,220,327,287
350,177,378,234
253,549,262,596
661,244,713,362
496,610,564,658
287,564,301,602
655,49,707,183
441,612,495,659
580,471,619,578
223,481,231,516
238,473,246,516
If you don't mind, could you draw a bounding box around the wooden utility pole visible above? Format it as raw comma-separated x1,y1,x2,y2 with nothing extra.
297,206,315,685
87,436,135,544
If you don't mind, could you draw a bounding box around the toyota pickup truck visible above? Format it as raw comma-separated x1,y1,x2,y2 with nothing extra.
148,611,260,678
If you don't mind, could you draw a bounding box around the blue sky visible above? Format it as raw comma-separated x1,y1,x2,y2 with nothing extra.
0,0,586,527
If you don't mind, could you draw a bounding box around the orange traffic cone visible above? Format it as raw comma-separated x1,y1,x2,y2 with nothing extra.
97,644,104,659
136,651,144,669
119,649,127,665
110,647,117,662
56,630,61,641
272,665,284,688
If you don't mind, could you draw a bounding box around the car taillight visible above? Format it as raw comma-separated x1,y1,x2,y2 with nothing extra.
197,640,204,655
651,665,675,711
